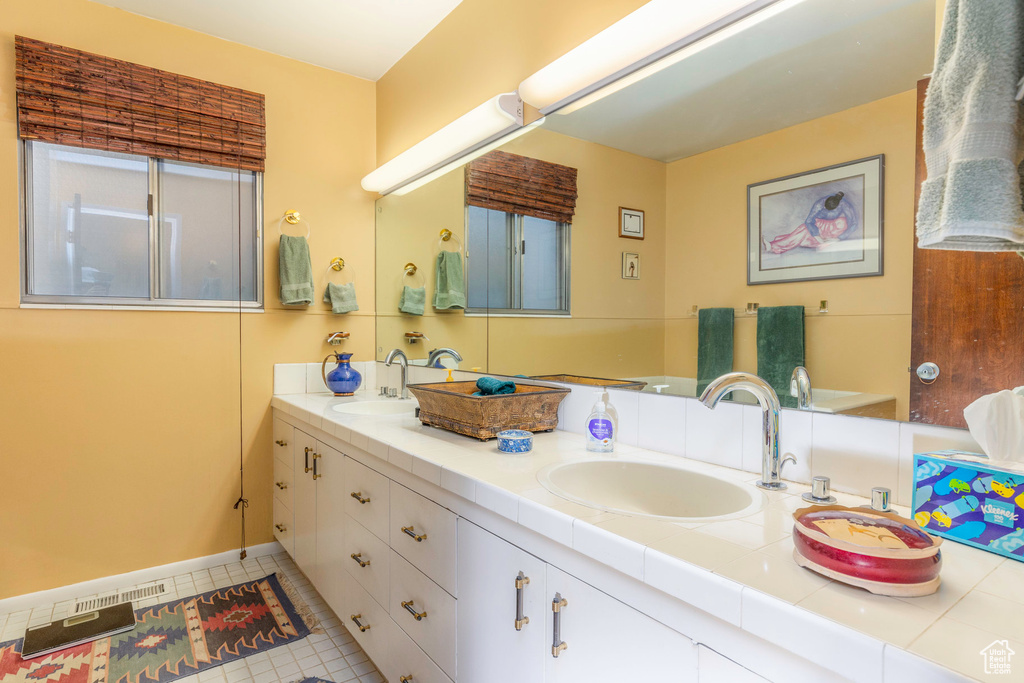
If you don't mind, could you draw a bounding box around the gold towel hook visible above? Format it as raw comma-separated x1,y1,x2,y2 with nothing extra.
330,257,345,271
404,263,418,276
440,228,452,241
284,209,301,224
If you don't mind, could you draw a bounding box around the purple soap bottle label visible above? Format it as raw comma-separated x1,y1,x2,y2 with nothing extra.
589,418,613,441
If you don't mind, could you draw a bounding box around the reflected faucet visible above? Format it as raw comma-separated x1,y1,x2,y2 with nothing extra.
790,366,812,410
699,372,795,491
427,347,463,368
385,348,409,399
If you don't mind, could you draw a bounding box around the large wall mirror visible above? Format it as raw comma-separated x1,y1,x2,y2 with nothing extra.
375,0,1024,429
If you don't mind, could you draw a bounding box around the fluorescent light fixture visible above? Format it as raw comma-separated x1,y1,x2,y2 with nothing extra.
362,93,523,195
553,0,808,117
519,0,786,114
391,117,546,196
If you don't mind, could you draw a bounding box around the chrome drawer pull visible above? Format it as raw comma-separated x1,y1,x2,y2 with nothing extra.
350,491,371,504
274,523,287,532
401,600,427,621
551,593,568,658
402,526,427,542
350,552,371,568
515,571,530,631
274,439,288,447
275,481,288,490
350,614,370,632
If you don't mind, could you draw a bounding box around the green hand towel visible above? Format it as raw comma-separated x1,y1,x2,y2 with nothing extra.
696,308,734,397
757,306,805,409
399,285,426,315
473,377,516,396
433,251,466,310
279,235,314,305
323,282,359,314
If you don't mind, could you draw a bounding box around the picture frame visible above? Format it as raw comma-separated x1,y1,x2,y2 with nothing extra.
747,155,884,285
622,252,640,280
619,206,644,240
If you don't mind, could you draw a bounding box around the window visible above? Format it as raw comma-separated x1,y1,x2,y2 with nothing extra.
22,141,262,308
466,205,570,315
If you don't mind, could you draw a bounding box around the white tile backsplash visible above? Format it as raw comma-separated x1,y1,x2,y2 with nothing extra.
810,412,900,497
606,388,639,447
305,362,328,394
637,392,687,456
685,398,744,469
273,363,306,395
896,421,979,506
743,406,813,484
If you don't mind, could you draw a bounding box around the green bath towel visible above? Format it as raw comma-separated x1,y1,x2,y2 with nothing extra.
433,251,466,310
399,285,426,315
696,308,734,398
323,282,359,314
473,377,516,396
757,306,805,409
278,235,314,305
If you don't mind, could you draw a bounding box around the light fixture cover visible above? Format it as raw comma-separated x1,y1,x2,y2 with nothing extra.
518,0,775,113
362,93,523,195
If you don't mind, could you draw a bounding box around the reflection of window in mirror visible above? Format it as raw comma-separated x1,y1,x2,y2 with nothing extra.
465,205,570,315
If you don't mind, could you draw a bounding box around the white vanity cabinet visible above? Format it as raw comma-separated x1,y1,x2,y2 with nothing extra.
456,518,698,683
271,417,295,555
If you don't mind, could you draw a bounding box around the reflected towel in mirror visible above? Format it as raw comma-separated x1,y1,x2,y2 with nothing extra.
433,251,466,310
399,285,426,315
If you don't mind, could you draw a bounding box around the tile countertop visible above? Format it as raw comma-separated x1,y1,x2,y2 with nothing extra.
272,392,1020,683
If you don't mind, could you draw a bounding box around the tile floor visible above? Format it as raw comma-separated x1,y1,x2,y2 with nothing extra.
0,552,383,683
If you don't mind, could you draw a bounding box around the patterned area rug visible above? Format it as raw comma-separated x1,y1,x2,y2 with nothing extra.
0,573,312,683
295,679,333,683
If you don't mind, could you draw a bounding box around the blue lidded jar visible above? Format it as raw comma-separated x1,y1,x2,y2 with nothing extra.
497,429,534,454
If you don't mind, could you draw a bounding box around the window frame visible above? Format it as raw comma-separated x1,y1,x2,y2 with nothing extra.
465,207,571,317
19,141,264,311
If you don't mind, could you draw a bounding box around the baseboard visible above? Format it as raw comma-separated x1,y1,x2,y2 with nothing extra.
0,541,284,616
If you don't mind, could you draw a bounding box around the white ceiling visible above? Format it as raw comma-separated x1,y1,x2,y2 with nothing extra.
86,0,462,81
545,0,935,163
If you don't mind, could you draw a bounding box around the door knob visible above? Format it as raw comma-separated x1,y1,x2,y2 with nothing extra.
916,362,940,384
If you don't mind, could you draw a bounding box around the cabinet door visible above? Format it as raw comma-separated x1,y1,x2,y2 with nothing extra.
544,566,697,682
292,429,317,577
457,519,546,683
314,442,346,616
272,417,293,468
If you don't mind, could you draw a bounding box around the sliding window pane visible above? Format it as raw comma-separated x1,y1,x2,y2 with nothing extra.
28,142,150,298
467,205,512,309
521,216,562,311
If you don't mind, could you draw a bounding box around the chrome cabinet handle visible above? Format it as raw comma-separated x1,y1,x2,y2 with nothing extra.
401,600,427,621
402,526,427,542
350,491,370,504
312,452,322,480
274,523,287,532
350,614,370,632
275,481,288,490
304,446,311,473
551,593,567,657
275,439,288,447
515,571,530,631
350,552,371,568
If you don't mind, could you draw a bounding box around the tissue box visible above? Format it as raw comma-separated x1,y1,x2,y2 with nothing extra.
912,450,1024,562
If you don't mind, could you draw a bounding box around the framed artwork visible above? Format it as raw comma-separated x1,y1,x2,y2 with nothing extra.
747,155,883,285
622,252,640,279
619,207,644,240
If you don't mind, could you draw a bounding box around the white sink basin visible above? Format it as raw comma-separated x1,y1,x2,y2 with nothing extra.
332,400,416,416
538,459,762,522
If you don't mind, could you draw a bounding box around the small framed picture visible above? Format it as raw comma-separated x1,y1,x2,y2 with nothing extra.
622,252,640,280
619,207,644,240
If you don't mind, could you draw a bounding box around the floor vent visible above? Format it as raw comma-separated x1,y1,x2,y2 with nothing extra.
70,582,168,615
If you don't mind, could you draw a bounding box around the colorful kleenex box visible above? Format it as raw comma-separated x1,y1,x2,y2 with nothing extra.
912,450,1024,562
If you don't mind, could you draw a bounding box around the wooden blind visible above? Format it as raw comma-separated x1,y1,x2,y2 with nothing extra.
15,36,266,172
465,150,578,224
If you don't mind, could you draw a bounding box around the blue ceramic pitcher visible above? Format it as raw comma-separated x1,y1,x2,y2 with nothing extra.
321,352,362,396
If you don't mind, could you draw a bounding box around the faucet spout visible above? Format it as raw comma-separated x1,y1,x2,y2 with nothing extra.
699,372,792,491
427,347,463,368
385,348,410,399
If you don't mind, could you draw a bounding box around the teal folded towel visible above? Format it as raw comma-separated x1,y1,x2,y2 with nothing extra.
399,286,426,315
696,308,734,397
433,251,466,310
323,282,359,314
473,377,516,396
757,306,805,409
279,235,314,305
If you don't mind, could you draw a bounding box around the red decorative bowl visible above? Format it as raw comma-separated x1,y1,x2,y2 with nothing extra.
792,505,943,597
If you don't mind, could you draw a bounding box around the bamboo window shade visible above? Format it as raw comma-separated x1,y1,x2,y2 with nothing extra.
465,150,578,224
14,36,266,172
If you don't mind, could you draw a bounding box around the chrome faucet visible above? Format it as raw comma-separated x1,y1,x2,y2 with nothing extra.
790,366,813,410
384,348,410,399
427,347,463,368
699,372,795,491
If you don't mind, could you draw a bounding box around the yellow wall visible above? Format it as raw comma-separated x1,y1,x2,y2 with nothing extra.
664,90,917,418
0,0,376,598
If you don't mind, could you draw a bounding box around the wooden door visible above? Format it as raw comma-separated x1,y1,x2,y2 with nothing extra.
911,78,1024,427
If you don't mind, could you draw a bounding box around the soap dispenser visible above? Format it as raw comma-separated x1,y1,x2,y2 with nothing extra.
586,391,616,453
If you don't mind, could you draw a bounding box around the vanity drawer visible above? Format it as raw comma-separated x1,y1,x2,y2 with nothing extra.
272,417,293,469
386,614,454,683
344,514,390,608
273,456,294,509
343,577,391,671
273,498,294,558
345,458,390,542
390,481,457,595
390,550,457,679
